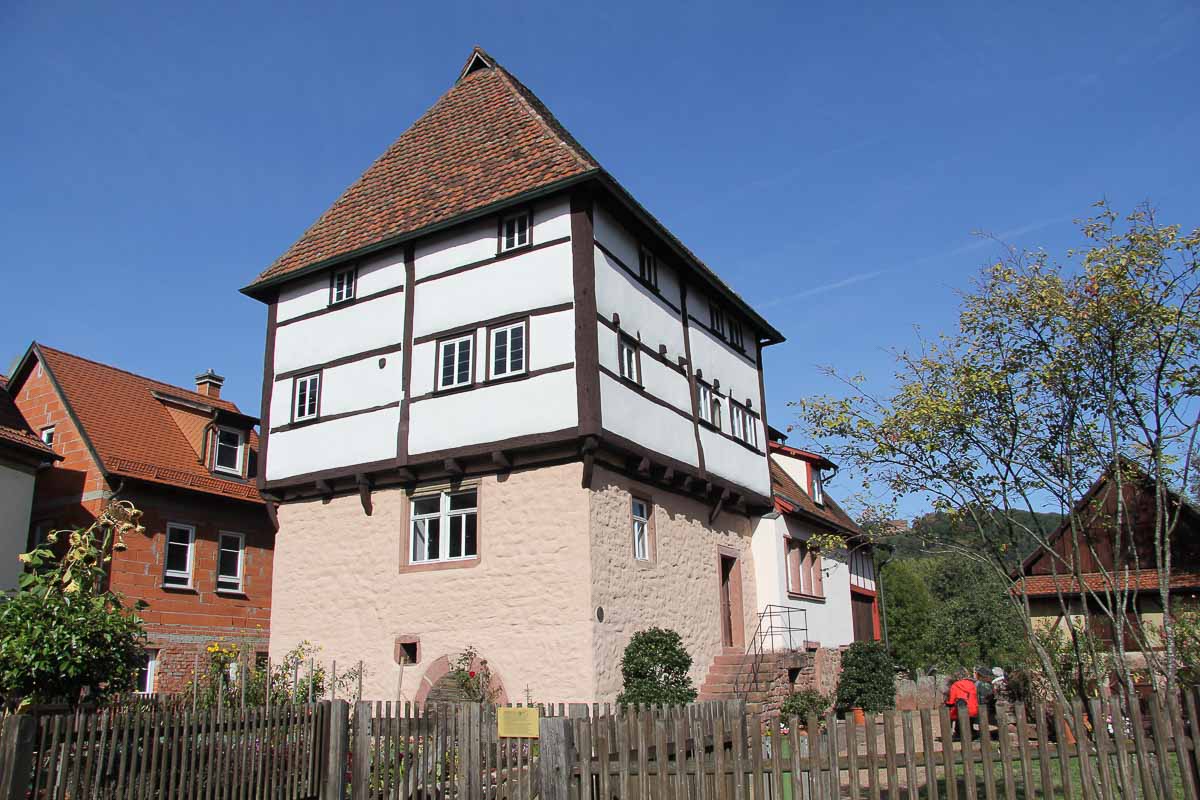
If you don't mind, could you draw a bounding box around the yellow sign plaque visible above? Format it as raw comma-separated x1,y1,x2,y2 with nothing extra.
496,707,540,739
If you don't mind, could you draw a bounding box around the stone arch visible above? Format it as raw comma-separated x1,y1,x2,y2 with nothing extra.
414,652,509,706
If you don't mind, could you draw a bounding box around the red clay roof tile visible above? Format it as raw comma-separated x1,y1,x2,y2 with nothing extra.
34,346,262,503
0,376,57,459
769,457,861,535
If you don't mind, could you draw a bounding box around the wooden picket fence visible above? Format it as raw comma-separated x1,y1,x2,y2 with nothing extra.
3,691,1198,800
0,702,328,800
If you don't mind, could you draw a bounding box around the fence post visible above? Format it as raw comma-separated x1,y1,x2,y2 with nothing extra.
350,701,371,800
539,716,576,800
1,715,36,800
321,700,349,800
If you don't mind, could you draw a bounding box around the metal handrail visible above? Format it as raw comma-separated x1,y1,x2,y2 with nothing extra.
732,604,808,701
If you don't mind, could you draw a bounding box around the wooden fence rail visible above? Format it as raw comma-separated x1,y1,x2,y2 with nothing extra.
3,691,1198,800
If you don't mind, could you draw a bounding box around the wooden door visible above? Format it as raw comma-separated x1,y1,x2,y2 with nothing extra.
720,555,736,647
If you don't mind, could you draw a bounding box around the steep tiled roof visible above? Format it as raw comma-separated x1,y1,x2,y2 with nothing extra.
34,346,262,503
769,458,861,536
1013,570,1200,597
0,376,57,460
250,48,598,287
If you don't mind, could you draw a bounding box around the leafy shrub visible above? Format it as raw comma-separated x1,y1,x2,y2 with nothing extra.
780,689,831,723
0,502,148,709
1171,611,1200,689
189,640,364,707
617,628,697,705
448,645,500,702
835,641,895,713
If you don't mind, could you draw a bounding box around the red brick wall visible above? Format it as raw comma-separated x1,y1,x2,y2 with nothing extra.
11,355,276,694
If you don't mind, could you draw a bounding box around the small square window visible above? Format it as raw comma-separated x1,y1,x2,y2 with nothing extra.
294,374,320,422
618,336,640,384
136,649,159,694
638,247,658,288
330,267,356,305
490,321,526,379
438,335,474,390
213,427,244,475
500,212,530,252
632,497,651,561
40,426,55,446
697,383,713,424
163,524,195,587
217,532,245,592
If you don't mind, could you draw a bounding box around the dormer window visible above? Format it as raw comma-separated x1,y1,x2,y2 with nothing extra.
330,267,356,305
812,469,825,505
213,427,244,476
500,211,530,252
638,247,658,288
40,426,55,446
729,319,744,350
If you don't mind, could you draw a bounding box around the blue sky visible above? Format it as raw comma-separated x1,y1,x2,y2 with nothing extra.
2,1,1197,515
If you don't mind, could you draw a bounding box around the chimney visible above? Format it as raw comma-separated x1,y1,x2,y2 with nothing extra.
195,369,225,399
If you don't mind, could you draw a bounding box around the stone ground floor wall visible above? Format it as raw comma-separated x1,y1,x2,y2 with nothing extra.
145,623,269,694
268,462,597,704
759,647,845,715
587,465,759,701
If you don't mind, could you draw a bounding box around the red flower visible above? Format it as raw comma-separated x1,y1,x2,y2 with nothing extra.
469,671,477,678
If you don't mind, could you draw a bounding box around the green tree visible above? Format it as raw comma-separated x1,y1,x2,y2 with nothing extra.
880,560,935,675
795,202,1200,703
835,641,895,713
617,628,697,705
0,502,148,709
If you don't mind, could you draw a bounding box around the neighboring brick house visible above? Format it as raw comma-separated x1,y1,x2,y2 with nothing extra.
0,376,59,590
5,343,274,694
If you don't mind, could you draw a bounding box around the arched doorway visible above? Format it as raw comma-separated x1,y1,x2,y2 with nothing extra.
414,652,509,706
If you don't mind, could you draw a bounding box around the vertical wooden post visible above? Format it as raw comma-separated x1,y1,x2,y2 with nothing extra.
0,715,36,800
322,700,349,800
539,716,576,800
351,701,371,800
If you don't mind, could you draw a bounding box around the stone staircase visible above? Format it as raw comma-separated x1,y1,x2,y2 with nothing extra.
697,647,780,705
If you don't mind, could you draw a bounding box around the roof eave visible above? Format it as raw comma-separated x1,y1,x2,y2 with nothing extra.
240,170,601,301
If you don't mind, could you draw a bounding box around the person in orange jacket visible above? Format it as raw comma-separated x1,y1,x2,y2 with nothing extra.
946,671,979,738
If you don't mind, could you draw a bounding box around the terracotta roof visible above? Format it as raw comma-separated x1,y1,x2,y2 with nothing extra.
0,376,57,460
32,345,262,503
1012,570,1200,597
250,47,598,287
769,457,861,536
242,48,785,343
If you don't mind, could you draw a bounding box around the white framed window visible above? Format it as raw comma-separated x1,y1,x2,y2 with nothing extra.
731,403,746,441
294,373,320,422
638,247,658,288
136,649,159,694
410,488,478,564
40,426,55,446
618,336,639,384
812,470,825,505
490,321,526,379
438,335,474,390
711,396,723,430
217,532,245,592
163,523,195,587
697,383,713,424
213,427,244,475
632,497,651,561
330,267,356,304
500,211,530,252
745,411,759,448
709,303,725,337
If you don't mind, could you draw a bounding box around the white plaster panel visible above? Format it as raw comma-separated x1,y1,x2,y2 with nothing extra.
594,247,686,359
275,250,406,323
413,196,571,281
265,406,399,480
271,353,402,425
687,322,761,404
596,325,691,417
599,373,698,468
408,369,578,455
274,292,405,375
411,242,573,338
771,452,810,497
529,311,576,370
269,465,596,702
699,427,771,498
594,205,681,315
409,340,437,398
0,464,35,591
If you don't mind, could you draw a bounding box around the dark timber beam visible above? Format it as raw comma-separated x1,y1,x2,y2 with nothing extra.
356,473,373,516
709,488,732,524
636,457,652,476
397,467,416,482
491,450,511,469
444,458,464,476
662,467,676,484
315,479,333,500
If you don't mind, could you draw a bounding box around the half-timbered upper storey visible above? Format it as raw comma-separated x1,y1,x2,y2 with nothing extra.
243,47,785,510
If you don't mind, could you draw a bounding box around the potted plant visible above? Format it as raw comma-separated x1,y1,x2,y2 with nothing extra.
835,641,895,724
780,689,832,732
